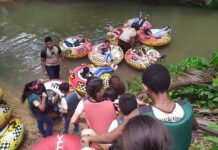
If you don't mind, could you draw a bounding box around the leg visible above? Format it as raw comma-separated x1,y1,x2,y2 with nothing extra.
53,65,60,79
36,115,47,137
45,66,56,79
44,114,53,137
63,115,71,134
73,123,80,135
95,67,114,78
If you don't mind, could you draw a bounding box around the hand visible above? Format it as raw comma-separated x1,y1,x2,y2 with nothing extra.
81,135,90,144
81,129,96,136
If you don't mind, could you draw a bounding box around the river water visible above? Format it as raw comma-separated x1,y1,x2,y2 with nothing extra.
0,1,218,148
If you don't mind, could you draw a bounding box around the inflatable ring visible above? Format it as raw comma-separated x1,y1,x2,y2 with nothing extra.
0,116,25,150
139,31,171,47
31,134,81,150
59,35,93,59
69,64,111,95
88,43,124,66
0,87,4,99
0,100,12,130
125,46,161,70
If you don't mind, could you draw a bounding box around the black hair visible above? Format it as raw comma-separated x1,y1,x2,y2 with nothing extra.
104,39,110,43
81,67,90,79
121,115,171,150
44,36,52,43
142,64,170,93
118,93,137,115
131,22,140,31
20,80,46,103
109,75,126,99
86,78,104,102
134,40,141,45
103,87,116,101
59,82,69,93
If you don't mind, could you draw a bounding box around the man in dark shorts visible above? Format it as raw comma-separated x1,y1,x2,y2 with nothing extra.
41,36,68,79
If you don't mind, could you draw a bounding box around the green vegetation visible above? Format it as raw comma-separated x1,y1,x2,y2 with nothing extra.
127,51,218,109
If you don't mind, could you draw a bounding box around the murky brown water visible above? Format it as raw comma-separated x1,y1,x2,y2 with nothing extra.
0,1,218,149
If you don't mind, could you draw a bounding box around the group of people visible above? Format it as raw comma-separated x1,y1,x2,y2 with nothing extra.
19,16,196,149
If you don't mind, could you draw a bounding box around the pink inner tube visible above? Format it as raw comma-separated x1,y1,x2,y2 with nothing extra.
31,134,81,150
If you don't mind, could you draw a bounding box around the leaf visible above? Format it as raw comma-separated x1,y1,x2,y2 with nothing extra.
205,136,218,144
208,123,218,132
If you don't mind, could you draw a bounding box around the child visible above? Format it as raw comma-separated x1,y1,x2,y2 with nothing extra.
101,40,113,63
108,93,138,132
20,80,53,137
81,65,118,79
58,82,81,134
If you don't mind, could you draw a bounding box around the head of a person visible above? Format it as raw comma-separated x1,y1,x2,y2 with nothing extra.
131,22,140,31
142,64,170,94
120,115,171,150
59,82,69,94
81,67,90,78
118,93,137,116
104,39,110,48
44,36,53,49
86,78,104,102
20,80,45,103
103,87,116,101
109,75,126,98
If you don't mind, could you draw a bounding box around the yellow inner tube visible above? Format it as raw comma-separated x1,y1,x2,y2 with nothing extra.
0,100,12,130
0,117,25,150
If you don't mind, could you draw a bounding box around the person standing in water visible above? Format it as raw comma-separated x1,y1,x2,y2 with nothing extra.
41,36,68,79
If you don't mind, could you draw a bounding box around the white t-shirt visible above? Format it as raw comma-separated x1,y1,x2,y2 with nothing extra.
58,98,68,110
108,119,119,132
152,103,185,122
119,27,136,43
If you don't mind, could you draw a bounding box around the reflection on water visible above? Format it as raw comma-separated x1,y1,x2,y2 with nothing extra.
0,1,218,89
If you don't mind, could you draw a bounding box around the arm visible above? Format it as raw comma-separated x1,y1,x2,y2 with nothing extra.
41,58,47,76
82,109,140,144
70,100,84,124
38,92,47,111
82,122,125,144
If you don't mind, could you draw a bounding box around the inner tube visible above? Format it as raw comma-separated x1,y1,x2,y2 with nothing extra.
88,43,124,66
0,116,25,150
139,29,171,47
59,35,93,59
69,64,111,95
0,100,12,130
31,134,81,150
125,46,161,70
0,87,4,99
